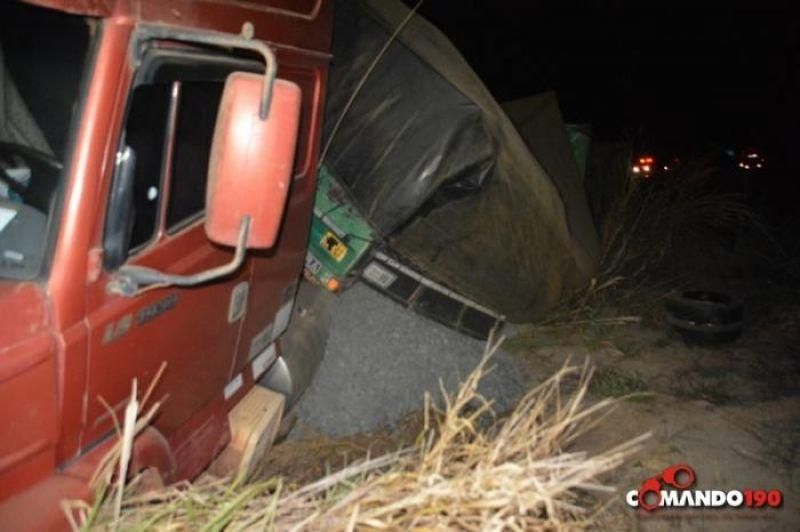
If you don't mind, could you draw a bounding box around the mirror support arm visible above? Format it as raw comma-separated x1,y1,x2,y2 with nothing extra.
131,24,277,119
108,216,251,297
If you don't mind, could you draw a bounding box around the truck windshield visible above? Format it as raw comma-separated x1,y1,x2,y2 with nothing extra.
0,2,92,279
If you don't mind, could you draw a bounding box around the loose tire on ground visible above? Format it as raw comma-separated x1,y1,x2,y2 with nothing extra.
664,290,743,344
664,290,743,325
665,313,743,344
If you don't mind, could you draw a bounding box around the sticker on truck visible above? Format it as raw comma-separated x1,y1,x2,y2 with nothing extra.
251,343,277,381
305,252,323,275
362,261,397,289
320,231,348,262
249,322,274,361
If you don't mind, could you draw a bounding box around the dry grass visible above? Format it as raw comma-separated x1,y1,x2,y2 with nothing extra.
541,158,780,332
65,341,648,531
600,163,775,285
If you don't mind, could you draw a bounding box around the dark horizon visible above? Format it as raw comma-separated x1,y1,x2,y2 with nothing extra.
402,3,797,161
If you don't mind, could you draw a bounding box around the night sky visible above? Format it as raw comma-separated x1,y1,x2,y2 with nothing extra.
403,2,798,162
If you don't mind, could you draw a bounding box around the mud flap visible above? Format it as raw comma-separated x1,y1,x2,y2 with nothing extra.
260,281,334,408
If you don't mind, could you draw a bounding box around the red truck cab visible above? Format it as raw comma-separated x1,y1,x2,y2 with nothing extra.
0,1,332,528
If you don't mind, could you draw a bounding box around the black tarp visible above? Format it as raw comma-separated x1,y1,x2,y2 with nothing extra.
322,0,600,322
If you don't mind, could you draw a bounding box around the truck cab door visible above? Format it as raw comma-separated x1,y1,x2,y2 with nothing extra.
83,56,258,465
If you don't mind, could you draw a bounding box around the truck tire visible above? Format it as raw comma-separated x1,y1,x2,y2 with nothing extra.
664,290,743,325
665,313,743,344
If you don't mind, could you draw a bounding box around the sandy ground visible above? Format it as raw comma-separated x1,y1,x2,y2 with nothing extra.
509,310,800,531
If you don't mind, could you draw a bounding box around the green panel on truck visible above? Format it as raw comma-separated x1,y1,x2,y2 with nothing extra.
305,165,376,288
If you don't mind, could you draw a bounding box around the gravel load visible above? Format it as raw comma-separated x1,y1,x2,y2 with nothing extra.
292,282,524,438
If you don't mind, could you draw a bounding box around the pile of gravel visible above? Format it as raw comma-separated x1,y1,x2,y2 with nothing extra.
292,283,524,438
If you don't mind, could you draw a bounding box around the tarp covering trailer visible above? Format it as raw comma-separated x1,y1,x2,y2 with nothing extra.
317,0,600,323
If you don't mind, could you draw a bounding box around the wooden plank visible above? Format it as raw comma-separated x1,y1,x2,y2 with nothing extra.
211,387,284,478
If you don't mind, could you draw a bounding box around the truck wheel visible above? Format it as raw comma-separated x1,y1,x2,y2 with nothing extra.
664,290,743,325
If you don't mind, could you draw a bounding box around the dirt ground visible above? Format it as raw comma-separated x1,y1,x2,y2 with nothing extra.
255,300,799,530
507,306,800,531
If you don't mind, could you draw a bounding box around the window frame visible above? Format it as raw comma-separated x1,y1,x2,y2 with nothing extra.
103,45,262,270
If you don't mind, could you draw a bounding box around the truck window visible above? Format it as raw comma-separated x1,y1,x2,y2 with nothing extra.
123,84,171,250
0,2,92,280
106,51,259,265
166,81,224,231
114,80,224,255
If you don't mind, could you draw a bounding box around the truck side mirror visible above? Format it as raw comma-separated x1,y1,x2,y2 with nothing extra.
109,26,303,297
205,72,302,250
103,145,137,270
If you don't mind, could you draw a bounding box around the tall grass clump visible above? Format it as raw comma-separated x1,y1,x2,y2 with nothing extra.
65,341,648,531
558,156,779,324
600,159,775,283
